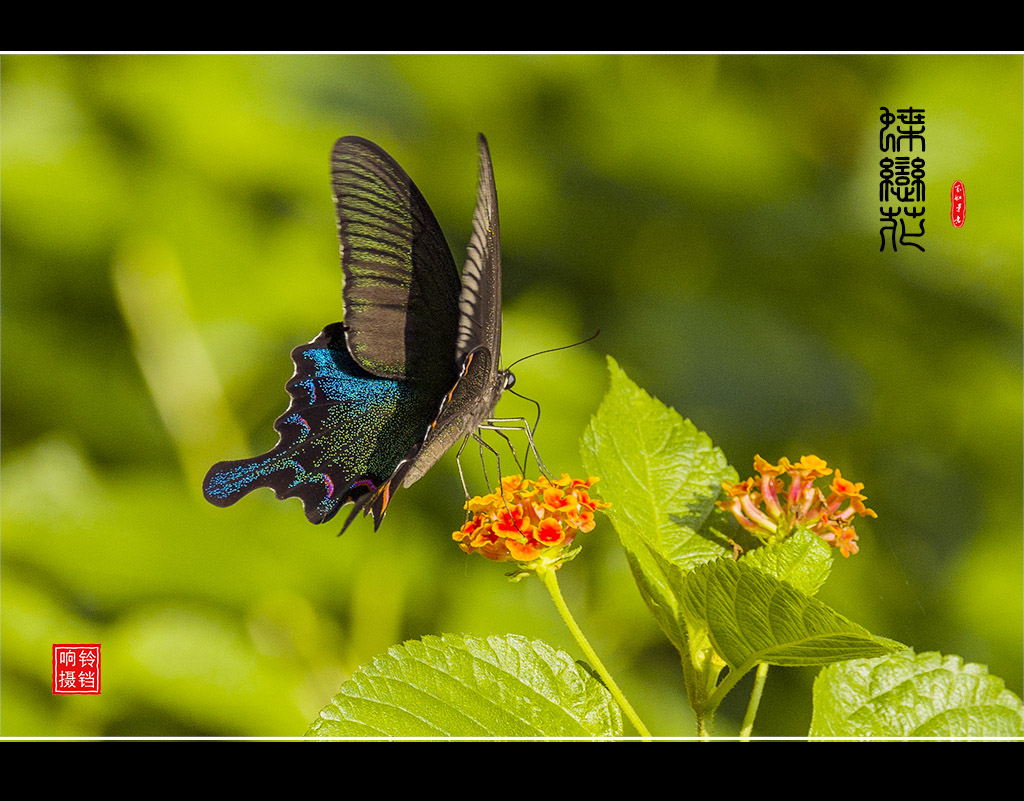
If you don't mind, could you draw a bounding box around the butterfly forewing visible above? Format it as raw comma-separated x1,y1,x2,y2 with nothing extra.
331,137,460,382
401,134,511,488
455,135,502,362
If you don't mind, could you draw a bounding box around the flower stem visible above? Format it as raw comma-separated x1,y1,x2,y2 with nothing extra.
537,565,652,739
739,663,769,740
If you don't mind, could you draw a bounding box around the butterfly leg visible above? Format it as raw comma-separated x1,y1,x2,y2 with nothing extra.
472,431,505,492
455,433,471,492
480,417,554,479
488,428,528,476
455,432,509,521
470,431,536,537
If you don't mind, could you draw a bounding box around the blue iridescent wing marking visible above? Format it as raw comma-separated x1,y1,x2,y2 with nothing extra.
203,323,447,527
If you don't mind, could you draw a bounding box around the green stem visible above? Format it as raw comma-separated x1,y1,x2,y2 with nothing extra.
695,710,712,740
680,651,713,739
538,566,652,739
739,663,769,740
704,665,746,713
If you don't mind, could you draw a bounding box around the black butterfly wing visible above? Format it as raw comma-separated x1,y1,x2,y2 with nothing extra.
399,134,510,489
204,138,462,529
331,137,461,381
455,134,502,363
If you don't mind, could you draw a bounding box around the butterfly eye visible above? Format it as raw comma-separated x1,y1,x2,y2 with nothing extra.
504,372,516,391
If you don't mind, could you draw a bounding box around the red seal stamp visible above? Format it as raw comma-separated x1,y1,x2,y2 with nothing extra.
53,644,101,694
950,180,966,228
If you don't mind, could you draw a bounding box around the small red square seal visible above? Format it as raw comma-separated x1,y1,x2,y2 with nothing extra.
53,644,101,695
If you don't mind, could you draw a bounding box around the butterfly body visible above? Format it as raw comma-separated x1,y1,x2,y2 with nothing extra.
203,135,509,531
400,347,515,489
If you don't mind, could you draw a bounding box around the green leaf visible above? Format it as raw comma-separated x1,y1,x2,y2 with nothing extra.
810,650,1024,738
742,528,833,595
580,357,736,656
681,558,901,676
306,634,622,738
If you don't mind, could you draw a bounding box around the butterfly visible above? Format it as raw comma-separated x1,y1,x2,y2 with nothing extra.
203,134,517,532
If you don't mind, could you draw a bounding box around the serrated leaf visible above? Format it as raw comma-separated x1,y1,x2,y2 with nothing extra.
742,528,833,595
680,559,901,676
810,650,1024,739
306,633,622,738
580,357,736,656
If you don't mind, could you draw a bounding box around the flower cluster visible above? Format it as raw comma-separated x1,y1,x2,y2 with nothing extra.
717,455,876,557
453,474,608,568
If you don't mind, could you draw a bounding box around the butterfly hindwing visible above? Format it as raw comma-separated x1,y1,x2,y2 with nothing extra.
202,323,450,526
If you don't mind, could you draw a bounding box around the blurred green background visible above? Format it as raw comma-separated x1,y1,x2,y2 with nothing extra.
2,54,1021,738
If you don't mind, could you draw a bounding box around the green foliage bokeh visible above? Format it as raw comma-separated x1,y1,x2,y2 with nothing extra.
2,54,1021,737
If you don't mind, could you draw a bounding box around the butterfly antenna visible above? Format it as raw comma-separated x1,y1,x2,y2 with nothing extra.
489,329,597,481
504,329,600,372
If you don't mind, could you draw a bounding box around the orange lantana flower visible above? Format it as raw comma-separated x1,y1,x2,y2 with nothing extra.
717,455,876,557
453,474,608,570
